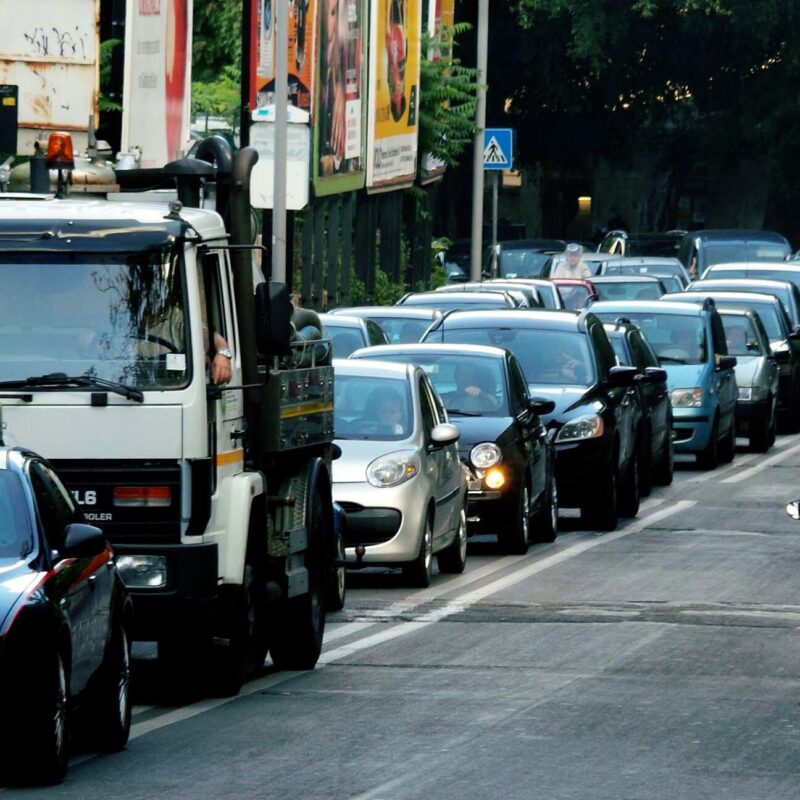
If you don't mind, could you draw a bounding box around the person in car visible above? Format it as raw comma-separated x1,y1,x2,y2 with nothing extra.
553,243,592,279
449,363,498,412
363,387,406,435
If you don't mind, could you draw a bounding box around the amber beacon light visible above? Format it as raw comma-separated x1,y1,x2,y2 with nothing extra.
45,132,75,170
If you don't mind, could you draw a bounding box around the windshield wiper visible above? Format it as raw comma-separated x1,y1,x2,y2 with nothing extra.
446,408,482,417
0,372,144,402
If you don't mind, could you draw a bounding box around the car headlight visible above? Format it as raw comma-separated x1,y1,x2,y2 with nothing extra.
556,415,604,442
671,388,704,407
366,451,419,487
470,442,502,468
116,555,167,588
738,387,753,401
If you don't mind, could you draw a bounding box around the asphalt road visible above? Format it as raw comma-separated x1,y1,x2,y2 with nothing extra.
9,436,800,799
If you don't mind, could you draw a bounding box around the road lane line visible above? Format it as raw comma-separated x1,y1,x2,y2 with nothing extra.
721,437,800,483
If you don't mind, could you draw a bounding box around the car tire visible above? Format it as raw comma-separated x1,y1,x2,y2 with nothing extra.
768,400,777,445
91,622,132,752
437,508,468,574
581,454,619,532
30,650,69,785
404,515,434,587
653,428,674,486
327,527,347,612
749,403,772,453
499,485,530,555
618,447,640,518
696,417,719,470
530,476,558,543
719,416,736,463
639,425,652,497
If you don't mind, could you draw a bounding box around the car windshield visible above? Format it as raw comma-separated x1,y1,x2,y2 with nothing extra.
721,316,764,357
703,243,790,266
594,280,664,301
557,284,592,310
369,317,430,344
0,471,34,561
434,328,596,387
703,300,783,340
334,375,412,441
705,269,800,293
0,249,189,390
325,325,366,358
597,312,707,365
499,250,551,278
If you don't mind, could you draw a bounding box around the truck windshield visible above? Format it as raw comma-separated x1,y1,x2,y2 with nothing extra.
0,248,190,390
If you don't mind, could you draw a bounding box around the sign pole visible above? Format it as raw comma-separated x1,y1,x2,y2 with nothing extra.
469,0,489,282
491,171,499,278
272,0,289,283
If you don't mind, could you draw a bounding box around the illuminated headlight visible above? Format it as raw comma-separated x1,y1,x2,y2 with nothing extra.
116,555,167,588
738,387,753,401
470,442,502,469
556,415,604,442
366,451,419,487
670,388,704,408
484,467,506,489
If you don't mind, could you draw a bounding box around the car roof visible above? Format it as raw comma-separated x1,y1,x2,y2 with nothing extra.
688,229,789,244
431,308,586,331
706,261,799,270
591,299,705,316
498,238,565,250
692,278,794,290
319,314,365,329
682,290,782,304
604,257,684,267
591,275,664,283
352,343,510,361
328,306,442,320
332,358,416,380
716,306,757,319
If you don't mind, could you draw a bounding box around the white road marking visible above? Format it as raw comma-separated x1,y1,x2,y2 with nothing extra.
721,437,800,483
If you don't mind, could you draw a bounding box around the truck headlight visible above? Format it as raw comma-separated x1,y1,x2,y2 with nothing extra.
366,451,419,487
556,415,604,442
671,388,704,407
738,387,753,401
116,555,167,588
470,442,501,469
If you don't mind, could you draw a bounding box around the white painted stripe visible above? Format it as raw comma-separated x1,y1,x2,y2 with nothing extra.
722,436,800,483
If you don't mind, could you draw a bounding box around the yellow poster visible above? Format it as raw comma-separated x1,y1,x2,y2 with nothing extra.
366,0,423,190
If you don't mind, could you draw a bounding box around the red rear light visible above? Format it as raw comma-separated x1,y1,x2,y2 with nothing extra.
46,132,75,169
113,486,172,507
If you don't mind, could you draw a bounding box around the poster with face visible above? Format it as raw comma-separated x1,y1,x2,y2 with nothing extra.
122,0,193,168
312,0,367,196
366,0,422,191
254,0,318,115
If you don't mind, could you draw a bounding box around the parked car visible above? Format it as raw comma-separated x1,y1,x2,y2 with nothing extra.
602,319,674,489
717,308,779,452
0,447,132,784
598,230,687,258
332,359,467,587
319,313,389,358
351,343,558,552
396,290,520,313
667,290,800,430
590,299,738,469
590,275,668,302
327,306,442,344
501,278,565,309
600,256,691,288
552,277,599,310
422,309,641,531
436,280,544,309
692,274,800,324
541,251,616,278
678,230,791,278
490,239,566,279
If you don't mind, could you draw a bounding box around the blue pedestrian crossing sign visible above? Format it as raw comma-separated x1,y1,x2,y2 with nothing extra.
483,128,513,170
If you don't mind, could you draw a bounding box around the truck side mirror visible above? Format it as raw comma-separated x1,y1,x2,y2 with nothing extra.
255,281,292,359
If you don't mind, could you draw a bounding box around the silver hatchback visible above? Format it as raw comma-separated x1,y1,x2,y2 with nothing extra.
332,359,468,587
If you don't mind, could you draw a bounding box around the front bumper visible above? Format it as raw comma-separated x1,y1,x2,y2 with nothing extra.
735,397,769,433
671,406,714,453
464,469,519,533
554,438,611,508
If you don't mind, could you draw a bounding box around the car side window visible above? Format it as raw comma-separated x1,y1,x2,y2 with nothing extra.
588,323,615,379
366,320,388,346
424,376,447,425
29,462,77,550
507,359,529,416
418,377,438,436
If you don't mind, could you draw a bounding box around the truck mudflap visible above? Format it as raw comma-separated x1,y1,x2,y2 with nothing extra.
113,541,218,642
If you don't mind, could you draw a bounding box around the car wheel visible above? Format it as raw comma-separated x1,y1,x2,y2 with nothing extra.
437,508,468,574
653,428,674,485
581,455,619,532
499,485,530,554
768,399,777,445
696,417,719,470
327,527,347,612
404,515,434,587
530,476,558,543
618,447,640,518
91,622,132,752
639,425,652,497
32,650,69,784
749,403,772,453
719,416,736,463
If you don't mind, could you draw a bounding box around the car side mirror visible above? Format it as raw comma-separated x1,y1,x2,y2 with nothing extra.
606,365,638,387
791,326,800,340
528,397,556,416
787,500,800,520
717,355,737,370
62,523,107,558
640,366,668,383
773,348,791,363
430,422,460,449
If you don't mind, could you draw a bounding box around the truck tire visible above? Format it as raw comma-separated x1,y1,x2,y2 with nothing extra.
269,483,328,670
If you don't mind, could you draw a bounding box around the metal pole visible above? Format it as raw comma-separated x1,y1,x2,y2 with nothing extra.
240,0,252,147
272,0,289,283
491,171,498,279
470,0,489,282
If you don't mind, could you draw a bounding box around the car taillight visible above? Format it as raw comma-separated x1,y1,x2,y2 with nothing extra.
113,486,172,507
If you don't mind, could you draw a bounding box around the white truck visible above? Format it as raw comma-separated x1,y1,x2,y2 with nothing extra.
0,136,337,695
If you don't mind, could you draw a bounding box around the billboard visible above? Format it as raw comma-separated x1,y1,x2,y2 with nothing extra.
312,0,367,196
122,0,193,168
253,0,318,115
0,0,99,155
366,0,422,191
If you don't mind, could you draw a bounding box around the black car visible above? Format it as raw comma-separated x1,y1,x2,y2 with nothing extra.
602,320,673,491
422,310,641,531
598,230,687,258
0,447,132,784
491,239,566,279
350,343,558,553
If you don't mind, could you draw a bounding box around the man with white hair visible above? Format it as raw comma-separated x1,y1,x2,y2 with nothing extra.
553,243,592,279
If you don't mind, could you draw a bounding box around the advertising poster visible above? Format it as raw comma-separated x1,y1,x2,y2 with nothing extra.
254,0,318,116
312,0,367,196
366,0,423,191
122,0,193,168
420,0,455,184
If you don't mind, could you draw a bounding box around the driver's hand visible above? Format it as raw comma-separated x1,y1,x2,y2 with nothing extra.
464,385,481,396
211,353,232,385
